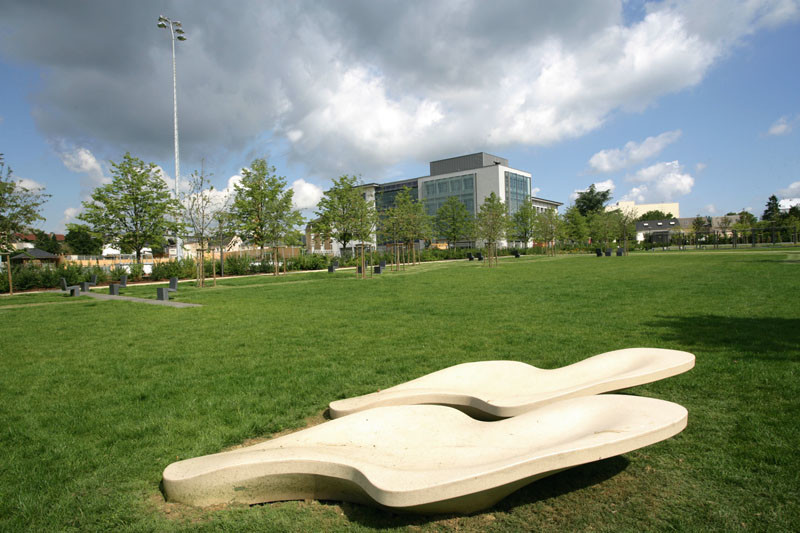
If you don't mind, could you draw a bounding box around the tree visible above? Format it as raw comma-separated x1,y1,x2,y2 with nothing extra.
33,230,62,255
0,154,49,294
737,210,758,227
475,192,507,266
533,208,562,256
434,195,473,249
65,224,103,255
588,210,617,248
762,195,781,222
315,175,364,258
183,163,231,286
575,184,611,217
563,205,589,244
351,189,379,279
78,153,182,262
393,187,431,266
718,215,732,238
230,158,303,276
638,209,673,221
508,200,536,248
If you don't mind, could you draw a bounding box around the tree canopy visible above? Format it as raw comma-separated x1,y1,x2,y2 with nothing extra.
532,208,563,255
78,153,182,262
574,184,612,216
638,209,674,221
762,195,781,222
314,175,366,256
563,205,589,244
0,154,49,256
508,200,536,248
434,195,473,248
65,224,103,255
231,158,303,273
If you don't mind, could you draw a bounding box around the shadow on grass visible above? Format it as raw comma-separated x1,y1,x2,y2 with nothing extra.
647,315,800,361
330,456,629,528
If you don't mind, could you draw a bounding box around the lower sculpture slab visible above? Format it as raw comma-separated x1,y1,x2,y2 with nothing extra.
329,348,695,419
162,395,687,513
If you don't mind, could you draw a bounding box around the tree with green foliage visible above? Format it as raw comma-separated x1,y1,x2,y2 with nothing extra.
315,175,365,259
394,187,431,266
533,208,563,256
231,158,303,276
762,195,781,222
575,184,612,217
0,154,50,294
563,205,589,245
351,189,379,279
736,210,758,227
184,163,232,285
475,192,507,266
637,209,674,221
33,230,62,255
508,200,536,248
78,153,182,263
65,224,103,255
434,195,473,249
588,210,618,249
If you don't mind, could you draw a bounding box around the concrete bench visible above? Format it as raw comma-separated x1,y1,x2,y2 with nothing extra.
157,287,170,301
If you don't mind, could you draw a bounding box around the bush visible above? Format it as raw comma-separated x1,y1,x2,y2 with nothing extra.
223,254,252,276
129,263,144,282
149,258,196,281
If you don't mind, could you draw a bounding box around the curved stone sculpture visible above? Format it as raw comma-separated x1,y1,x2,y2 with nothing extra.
329,348,695,419
163,395,687,513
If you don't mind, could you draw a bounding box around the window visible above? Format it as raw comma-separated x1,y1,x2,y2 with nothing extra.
420,173,477,216
504,171,531,215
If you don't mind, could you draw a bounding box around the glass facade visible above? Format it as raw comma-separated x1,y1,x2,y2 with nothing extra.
420,173,476,216
505,171,531,215
375,185,418,212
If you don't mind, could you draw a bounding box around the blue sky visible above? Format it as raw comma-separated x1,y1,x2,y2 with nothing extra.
1,0,798,232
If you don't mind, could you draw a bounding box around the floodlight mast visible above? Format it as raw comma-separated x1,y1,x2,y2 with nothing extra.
157,15,187,259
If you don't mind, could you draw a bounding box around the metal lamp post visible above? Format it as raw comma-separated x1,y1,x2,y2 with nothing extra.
157,15,187,259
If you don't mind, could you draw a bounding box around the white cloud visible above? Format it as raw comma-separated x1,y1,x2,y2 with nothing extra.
704,204,717,214
778,198,800,210
589,130,682,173
695,162,707,172
779,180,800,198
61,206,81,228
291,179,324,210
620,160,695,202
532,187,541,197
767,115,797,136
15,177,45,190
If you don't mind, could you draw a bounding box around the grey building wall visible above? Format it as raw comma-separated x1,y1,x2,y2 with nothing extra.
429,152,508,176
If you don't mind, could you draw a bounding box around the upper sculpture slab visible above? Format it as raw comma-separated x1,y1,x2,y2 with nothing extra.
163,395,688,513
329,348,695,419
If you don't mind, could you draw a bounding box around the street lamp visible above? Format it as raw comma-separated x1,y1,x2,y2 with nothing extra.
157,15,187,259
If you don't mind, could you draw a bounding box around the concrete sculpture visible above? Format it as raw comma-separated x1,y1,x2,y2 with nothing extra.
163,395,687,513
329,348,695,419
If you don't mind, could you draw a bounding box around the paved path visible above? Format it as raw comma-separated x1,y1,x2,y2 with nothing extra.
79,291,201,308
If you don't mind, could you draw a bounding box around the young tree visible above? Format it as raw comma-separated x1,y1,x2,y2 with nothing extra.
475,192,508,266
533,208,563,256
616,209,638,254
575,184,612,217
508,200,536,249
563,205,589,245
351,190,379,279
434,195,473,249
65,224,103,255
184,163,231,286
0,154,49,294
78,153,182,262
230,158,303,276
393,187,431,266
588,210,617,249
315,175,363,258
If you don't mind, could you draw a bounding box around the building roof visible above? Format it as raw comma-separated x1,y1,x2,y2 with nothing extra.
11,247,60,260
531,197,563,207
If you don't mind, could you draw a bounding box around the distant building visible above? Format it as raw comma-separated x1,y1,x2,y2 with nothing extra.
606,200,680,219
308,153,562,254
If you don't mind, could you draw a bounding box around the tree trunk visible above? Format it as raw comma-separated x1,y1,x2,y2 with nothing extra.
211,247,217,287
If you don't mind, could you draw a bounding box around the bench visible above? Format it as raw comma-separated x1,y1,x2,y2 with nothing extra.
157,287,170,301
513,250,521,258
168,277,178,292
476,252,484,261
467,253,474,261
60,277,80,297
109,283,120,296
119,274,128,288
328,264,336,273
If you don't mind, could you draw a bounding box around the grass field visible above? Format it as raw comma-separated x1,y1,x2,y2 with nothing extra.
1,251,799,532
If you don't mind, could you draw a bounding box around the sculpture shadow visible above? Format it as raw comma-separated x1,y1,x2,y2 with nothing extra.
329,456,629,528
645,315,800,363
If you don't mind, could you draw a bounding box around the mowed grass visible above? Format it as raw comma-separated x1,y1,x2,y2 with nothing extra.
1,251,799,532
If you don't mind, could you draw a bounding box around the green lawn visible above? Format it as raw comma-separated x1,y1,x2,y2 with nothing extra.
1,251,798,532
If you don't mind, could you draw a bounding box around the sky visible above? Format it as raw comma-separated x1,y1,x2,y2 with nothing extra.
0,0,799,232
